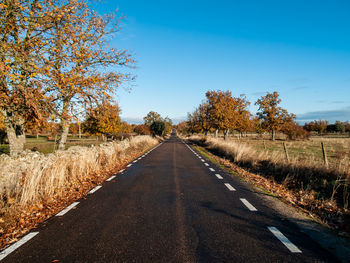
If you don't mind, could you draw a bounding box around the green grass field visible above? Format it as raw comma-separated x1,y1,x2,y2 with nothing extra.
0,135,103,155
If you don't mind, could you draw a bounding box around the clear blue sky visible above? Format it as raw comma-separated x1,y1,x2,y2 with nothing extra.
94,0,350,124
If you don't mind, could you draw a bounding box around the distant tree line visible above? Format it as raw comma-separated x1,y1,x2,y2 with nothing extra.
304,120,350,135
179,90,310,140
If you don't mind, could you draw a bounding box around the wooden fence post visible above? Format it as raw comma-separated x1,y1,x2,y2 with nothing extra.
321,142,329,168
283,142,290,163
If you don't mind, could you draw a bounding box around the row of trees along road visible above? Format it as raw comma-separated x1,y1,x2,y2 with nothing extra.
0,0,134,156
186,90,299,141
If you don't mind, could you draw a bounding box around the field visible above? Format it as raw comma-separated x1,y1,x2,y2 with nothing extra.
234,134,350,172
0,135,106,155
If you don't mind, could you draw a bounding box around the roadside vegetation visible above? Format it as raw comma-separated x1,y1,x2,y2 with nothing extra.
177,90,350,236
0,135,158,248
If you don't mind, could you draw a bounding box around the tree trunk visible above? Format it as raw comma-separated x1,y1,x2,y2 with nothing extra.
224,129,229,140
215,129,218,138
272,129,276,141
78,122,81,139
58,119,69,150
3,113,26,156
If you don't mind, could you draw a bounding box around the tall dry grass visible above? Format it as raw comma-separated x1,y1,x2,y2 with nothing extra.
187,135,350,211
0,135,157,215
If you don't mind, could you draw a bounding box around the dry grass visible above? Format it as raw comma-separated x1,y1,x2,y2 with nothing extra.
0,135,158,247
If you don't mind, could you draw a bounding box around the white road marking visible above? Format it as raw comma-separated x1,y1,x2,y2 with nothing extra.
204,163,209,166
126,164,132,167
201,159,205,162
215,174,223,179
240,198,258,211
268,227,302,253
0,232,39,261
106,175,116,181
133,160,137,163
56,202,79,216
119,169,125,173
224,183,236,191
88,185,102,194
209,168,215,172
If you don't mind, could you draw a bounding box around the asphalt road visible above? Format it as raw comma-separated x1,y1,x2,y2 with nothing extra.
1,134,337,262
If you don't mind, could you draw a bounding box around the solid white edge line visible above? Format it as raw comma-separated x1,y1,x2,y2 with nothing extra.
268,227,302,253
0,232,39,261
215,174,223,179
106,175,116,181
224,183,236,191
209,168,215,172
56,202,79,216
240,198,258,211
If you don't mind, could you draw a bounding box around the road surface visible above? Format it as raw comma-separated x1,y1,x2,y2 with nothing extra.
1,135,336,262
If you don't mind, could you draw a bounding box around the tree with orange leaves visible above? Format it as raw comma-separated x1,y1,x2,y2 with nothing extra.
43,0,134,149
255,91,295,140
205,90,251,139
83,101,122,140
0,0,55,155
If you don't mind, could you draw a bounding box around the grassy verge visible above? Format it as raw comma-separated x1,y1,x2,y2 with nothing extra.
185,135,350,236
0,135,158,249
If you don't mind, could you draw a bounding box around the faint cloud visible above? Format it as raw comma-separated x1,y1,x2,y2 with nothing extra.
121,117,143,124
331,101,347,104
293,86,310,91
251,91,266,97
296,107,350,123
288,77,310,83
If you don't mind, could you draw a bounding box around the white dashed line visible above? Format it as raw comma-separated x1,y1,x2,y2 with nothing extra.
133,160,137,163
224,183,236,191
240,198,258,211
119,169,125,173
106,175,116,181
209,168,215,172
215,174,223,179
201,159,205,162
56,202,79,216
0,232,39,261
204,163,209,166
268,227,302,253
126,164,132,168
88,185,102,194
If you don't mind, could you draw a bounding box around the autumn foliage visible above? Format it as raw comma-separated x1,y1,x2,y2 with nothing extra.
186,90,307,141
0,0,134,156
